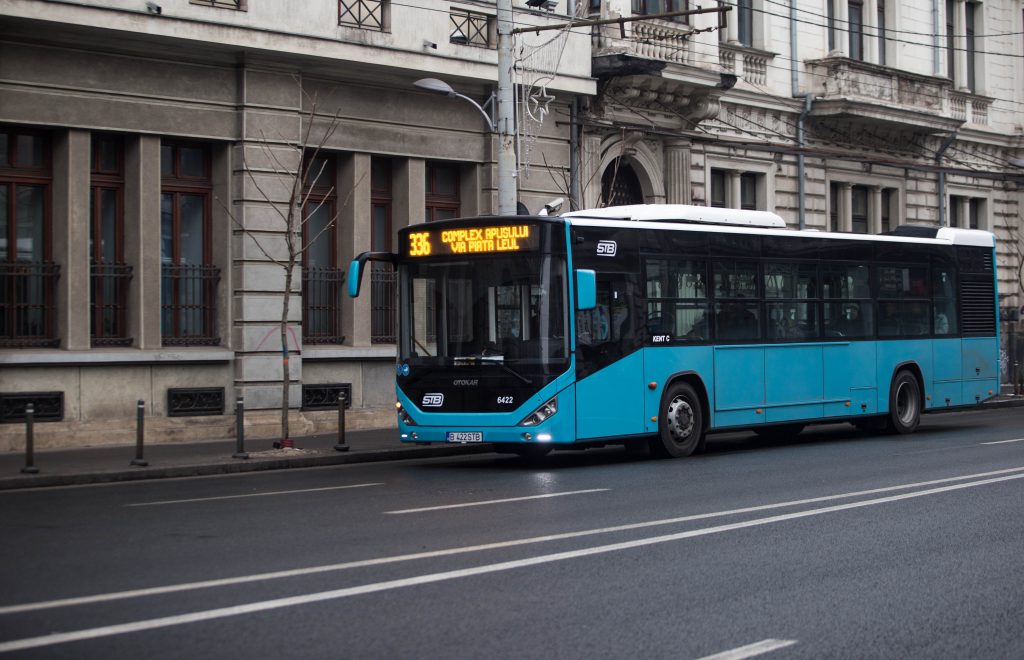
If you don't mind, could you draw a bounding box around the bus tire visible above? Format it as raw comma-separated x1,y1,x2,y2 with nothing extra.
650,382,705,458
887,370,921,434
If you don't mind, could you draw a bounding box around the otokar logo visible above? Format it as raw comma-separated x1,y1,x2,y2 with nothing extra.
422,393,444,407
596,240,617,257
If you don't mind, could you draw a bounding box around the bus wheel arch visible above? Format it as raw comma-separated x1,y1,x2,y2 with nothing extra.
650,374,709,458
887,364,923,434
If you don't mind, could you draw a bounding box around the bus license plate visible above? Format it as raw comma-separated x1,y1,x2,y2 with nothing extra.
447,432,483,443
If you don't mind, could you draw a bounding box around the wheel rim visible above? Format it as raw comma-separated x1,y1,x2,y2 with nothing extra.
895,381,918,426
666,396,694,444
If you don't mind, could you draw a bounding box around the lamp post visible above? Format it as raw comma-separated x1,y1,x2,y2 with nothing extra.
413,0,517,216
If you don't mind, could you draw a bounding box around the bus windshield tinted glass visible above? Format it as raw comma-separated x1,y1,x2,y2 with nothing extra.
402,255,569,371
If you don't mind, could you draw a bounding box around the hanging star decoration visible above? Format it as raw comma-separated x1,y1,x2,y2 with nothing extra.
526,86,555,124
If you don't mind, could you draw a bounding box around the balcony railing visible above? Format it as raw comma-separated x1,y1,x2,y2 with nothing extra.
339,0,384,31
90,262,133,346
161,264,220,346
303,266,345,345
450,8,491,47
371,263,396,344
594,17,692,65
719,43,769,86
0,261,60,348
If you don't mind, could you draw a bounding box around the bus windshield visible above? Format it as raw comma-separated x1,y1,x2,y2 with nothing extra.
400,254,569,374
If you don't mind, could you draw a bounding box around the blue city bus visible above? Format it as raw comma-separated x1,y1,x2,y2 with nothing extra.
347,204,999,458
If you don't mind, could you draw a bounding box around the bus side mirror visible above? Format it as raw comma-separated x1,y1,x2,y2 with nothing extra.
347,260,363,297
576,269,597,311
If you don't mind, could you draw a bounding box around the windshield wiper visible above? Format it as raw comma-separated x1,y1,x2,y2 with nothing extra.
451,355,532,384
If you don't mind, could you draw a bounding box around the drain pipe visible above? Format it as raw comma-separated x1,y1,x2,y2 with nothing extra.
791,0,811,229
936,131,958,226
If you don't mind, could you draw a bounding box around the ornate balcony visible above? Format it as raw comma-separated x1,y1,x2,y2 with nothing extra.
804,57,991,134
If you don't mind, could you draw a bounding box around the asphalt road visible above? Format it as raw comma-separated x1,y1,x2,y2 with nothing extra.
2,407,1023,659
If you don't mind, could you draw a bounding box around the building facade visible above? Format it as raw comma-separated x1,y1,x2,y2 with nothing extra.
0,0,592,448
1,0,1021,448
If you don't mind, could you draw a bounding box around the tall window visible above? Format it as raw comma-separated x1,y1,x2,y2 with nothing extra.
830,182,840,232
849,0,865,60
946,0,956,81
877,0,887,65
425,162,460,222
880,189,892,233
301,154,343,344
160,141,218,345
371,157,395,344
965,1,978,91
710,169,727,208
1,127,57,347
740,172,758,210
737,0,753,46
633,0,689,24
90,134,131,345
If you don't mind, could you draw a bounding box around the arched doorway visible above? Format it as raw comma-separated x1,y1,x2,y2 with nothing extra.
601,158,644,207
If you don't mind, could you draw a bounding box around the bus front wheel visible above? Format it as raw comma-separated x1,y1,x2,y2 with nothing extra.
887,370,921,434
651,382,705,458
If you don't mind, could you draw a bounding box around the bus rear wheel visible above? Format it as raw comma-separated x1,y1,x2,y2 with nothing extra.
650,382,705,458
887,370,921,434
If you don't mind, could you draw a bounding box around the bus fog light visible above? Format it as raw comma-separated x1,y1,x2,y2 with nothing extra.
522,432,532,441
537,433,552,442
519,396,558,426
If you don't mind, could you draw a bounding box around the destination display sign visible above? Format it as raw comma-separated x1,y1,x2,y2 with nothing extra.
404,224,539,257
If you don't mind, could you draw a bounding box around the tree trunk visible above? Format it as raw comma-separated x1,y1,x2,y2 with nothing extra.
280,257,294,448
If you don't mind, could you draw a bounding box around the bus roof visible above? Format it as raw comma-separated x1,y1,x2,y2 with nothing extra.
560,205,994,248
562,204,787,228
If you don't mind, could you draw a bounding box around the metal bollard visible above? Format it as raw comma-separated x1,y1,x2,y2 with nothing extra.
21,403,39,475
131,399,149,467
333,392,349,452
233,397,249,459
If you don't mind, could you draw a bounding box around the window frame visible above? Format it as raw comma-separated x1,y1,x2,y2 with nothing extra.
425,162,461,223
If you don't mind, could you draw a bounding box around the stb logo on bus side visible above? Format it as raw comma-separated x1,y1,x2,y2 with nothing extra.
422,393,444,407
596,240,617,257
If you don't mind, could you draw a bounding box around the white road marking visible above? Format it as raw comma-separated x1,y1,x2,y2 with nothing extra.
126,483,383,507
5,465,1024,616
383,488,610,514
981,437,1024,445
696,639,798,660
2,471,1024,653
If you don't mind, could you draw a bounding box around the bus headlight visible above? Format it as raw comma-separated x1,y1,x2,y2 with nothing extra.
519,397,557,426
396,401,417,426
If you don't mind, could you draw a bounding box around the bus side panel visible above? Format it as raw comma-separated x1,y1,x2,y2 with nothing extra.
875,339,933,413
931,338,962,408
764,344,824,423
713,346,765,427
576,351,646,440
962,337,999,404
642,346,715,434
823,342,877,417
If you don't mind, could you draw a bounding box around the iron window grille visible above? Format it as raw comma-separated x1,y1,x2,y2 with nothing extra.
161,264,220,346
302,267,345,344
0,261,60,347
302,383,352,411
190,0,245,9
339,0,384,30
371,264,396,344
168,387,225,417
450,9,491,46
90,263,133,345
0,392,64,423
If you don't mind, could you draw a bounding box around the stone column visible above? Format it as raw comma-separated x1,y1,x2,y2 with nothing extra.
953,0,969,90
863,0,879,64
339,152,372,347
232,67,304,411
51,129,91,351
831,0,850,57
664,139,691,204
580,135,602,210
869,186,883,234
729,170,742,209
841,183,853,233
124,135,162,349
393,158,425,233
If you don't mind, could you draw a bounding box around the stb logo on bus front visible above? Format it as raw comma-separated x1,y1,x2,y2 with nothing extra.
422,393,444,407
596,240,617,256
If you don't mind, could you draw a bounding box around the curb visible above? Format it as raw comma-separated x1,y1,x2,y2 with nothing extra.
0,443,493,491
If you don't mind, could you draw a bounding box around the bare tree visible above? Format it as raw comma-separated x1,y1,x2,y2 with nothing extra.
222,92,345,448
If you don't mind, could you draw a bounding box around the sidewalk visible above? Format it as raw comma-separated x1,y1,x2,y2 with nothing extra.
0,427,491,491
2,395,1022,491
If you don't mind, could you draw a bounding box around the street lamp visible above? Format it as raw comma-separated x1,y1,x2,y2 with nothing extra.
413,78,494,131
